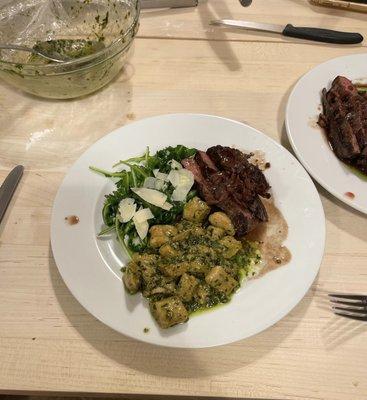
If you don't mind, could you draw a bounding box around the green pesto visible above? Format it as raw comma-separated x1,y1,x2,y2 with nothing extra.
123,199,262,329
345,163,367,181
355,84,367,94
190,301,227,317
30,39,105,63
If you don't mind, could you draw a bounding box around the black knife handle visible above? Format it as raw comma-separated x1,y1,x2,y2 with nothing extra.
282,24,363,44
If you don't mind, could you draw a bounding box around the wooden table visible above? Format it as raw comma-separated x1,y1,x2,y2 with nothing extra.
1,1,367,399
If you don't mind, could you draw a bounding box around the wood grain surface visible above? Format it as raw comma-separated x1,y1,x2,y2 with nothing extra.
1,1,367,399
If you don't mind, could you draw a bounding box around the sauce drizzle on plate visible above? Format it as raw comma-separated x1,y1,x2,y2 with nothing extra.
345,191,355,199
65,215,79,225
247,199,291,275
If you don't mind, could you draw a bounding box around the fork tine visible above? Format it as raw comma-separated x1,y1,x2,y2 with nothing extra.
330,299,366,307
333,306,367,314
333,311,367,322
328,293,366,301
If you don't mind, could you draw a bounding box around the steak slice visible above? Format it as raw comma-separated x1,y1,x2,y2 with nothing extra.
207,145,247,170
320,86,360,159
207,145,270,197
194,150,217,178
182,146,270,237
319,76,367,176
219,197,260,236
330,76,358,98
182,158,217,205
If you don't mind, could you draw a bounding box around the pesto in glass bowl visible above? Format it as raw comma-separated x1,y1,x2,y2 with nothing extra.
0,0,139,99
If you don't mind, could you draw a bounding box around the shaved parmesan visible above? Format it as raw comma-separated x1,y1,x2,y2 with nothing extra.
161,201,173,211
152,169,168,181
169,159,182,170
177,169,194,186
143,177,156,189
133,208,154,224
120,197,135,205
167,169,180,187
155,172,168,181
154,179,166,191
134,220,149,240
131,236,142,246
131,187,167,208
132,208,154,240
118,198,136,223
172,187,190,201
170,169,194,202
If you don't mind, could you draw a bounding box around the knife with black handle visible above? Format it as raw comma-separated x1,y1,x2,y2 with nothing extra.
282,24,363,44
211,20,364,44
340,0,367,3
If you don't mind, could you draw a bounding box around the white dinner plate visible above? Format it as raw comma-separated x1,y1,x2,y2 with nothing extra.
51,114,325,348
286,53,367,214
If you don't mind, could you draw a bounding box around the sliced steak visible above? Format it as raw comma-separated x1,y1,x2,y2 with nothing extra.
181,158,203,182
207,145,270,198
183,146,271,237
318,76,367,174
194,150,217,178
207,145,247,170
330,76,359,98
182,158,217,204
219,198,260,236
320,86,360,159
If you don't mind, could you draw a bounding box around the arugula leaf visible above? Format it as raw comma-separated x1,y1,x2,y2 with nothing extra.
148,145,196,173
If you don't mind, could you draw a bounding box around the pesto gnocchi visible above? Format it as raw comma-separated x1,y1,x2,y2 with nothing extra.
123,197,262,329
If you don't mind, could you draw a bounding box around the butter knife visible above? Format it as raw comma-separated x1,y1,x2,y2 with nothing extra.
211,20,364,44
0,165,24,224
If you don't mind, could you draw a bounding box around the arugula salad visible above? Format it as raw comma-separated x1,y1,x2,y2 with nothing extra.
90,145,197,257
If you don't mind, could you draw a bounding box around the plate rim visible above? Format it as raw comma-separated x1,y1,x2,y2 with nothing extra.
285,53,367,215
51,113,326,348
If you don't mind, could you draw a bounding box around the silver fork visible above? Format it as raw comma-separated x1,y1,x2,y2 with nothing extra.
0,44,68,63
329,293,367,321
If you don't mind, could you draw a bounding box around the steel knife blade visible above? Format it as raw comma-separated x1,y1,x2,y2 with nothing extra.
0,165,24,224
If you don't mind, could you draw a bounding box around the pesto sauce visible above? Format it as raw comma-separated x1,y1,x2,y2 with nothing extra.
345,163,367,181
0,0,138,99
190,301,228,317
126,218,262,327
30,39,105,63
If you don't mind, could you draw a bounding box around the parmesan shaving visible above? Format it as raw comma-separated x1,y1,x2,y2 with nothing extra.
118,198,137,223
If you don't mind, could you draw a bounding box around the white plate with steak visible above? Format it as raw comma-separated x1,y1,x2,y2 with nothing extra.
51,114,325,348
286,53,367,214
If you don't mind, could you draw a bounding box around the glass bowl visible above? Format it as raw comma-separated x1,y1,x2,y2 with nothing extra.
0,0,140,99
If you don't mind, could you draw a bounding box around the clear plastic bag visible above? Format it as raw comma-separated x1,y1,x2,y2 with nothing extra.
0,0,139,98
0,0,136,63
